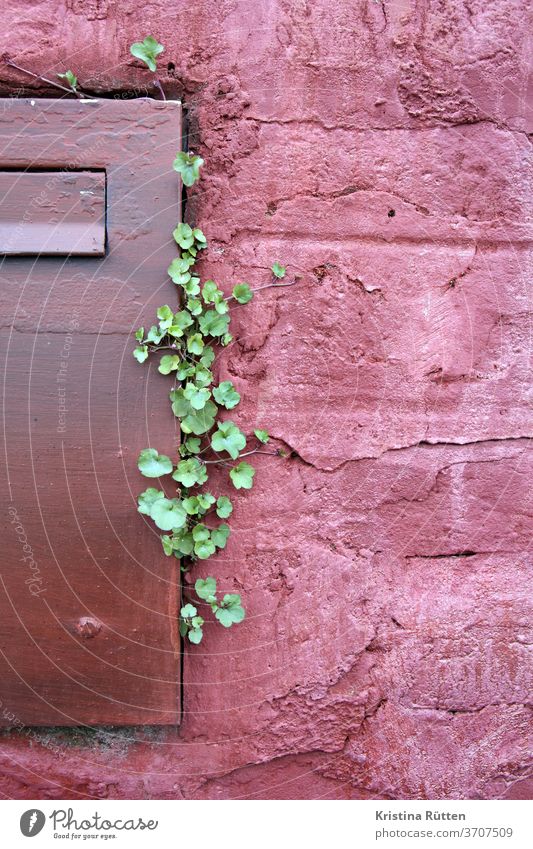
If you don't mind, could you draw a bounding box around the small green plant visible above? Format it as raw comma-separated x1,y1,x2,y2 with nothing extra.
134,160,293,644
57,70,78,93
271,262,286,279
173,152,205,187
179,578,245,643
129,35,166,100
3,35,168,101
129,36,164,72
2,54,84,98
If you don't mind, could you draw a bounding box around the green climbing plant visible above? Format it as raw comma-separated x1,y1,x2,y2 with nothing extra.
2,36,294,647
134,180,291,643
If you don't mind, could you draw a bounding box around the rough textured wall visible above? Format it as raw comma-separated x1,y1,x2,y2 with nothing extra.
0,0,532,799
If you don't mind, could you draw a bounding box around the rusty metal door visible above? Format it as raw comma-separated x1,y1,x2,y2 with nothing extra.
0,98,182,725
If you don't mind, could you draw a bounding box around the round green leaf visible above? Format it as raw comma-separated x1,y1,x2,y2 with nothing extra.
215,595,245,627
213,381,241,410
202,280,222,303
172,458,208,488
133,345,148,363
199,310,229,338
146,325,165,344
170,389,218,434
157,304,173,328
193,228,207,244
232,283,253,304
137,487,165,515
172,531,194,556
176,362,195,380
197,492,215,509
184,437,201,454
192,523,210,542
187,298,202,316
211,421,246,460
158,354,180,374
150,498,187,531
194,539,216,559
167,257,192,285
183,383,211,411
183,276,201,297
200,348,215,367
188,627,203,644
167,310,193,338
183,496,201,515
194,366,213,388
229,461,255,490
138,448,173,478
214,298,229,315
195,576,217,600
211,523,230,549
216,495,233,518
173,222,195,249
187,333,205,356
181,402,218,436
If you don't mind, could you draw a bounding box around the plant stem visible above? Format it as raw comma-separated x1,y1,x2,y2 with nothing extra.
196,444,211,456
3,57,84,99
225,277,297,302
154,77,166,101
147,344,179,352
252,279,297,292
238,449,279,458
201,449,278,464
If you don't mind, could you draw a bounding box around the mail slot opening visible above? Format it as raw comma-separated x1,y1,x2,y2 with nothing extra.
0,169,107,256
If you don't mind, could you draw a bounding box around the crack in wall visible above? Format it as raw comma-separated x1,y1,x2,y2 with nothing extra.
275,434,532,474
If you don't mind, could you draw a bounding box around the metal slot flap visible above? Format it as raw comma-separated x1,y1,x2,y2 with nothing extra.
0,170,106,256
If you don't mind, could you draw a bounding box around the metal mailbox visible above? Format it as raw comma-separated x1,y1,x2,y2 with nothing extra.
0,98,182,726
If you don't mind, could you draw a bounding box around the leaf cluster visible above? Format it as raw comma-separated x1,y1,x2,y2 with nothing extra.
180,577,244,642
133,127,289,645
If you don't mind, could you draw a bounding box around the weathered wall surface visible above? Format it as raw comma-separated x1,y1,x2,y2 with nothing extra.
0,0,532,799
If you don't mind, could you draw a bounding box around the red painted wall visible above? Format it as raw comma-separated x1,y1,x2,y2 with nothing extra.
0,0,532,799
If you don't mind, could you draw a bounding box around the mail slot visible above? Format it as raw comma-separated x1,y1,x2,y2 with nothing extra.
0,98,182,727
0,170,106,256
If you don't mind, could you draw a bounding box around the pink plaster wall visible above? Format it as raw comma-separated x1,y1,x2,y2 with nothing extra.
0,0,532,799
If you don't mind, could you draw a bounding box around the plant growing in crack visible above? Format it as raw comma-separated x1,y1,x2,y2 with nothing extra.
57,70,79,95
2,35,296,645
2,54,86,98
129,36,166,100
2,34,168,101
133,158,295,644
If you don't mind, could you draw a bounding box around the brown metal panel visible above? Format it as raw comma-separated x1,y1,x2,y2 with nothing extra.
0,99,182,725
0,171,106,256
